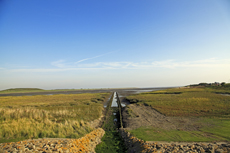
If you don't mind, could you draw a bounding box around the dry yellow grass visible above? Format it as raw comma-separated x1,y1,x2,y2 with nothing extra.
0,93,106,107
0,93,110,142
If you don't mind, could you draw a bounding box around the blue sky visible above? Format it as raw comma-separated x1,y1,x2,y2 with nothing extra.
1,0,230,90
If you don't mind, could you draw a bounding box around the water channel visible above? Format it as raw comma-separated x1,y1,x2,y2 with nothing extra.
111,92,118,107
96,92,127,152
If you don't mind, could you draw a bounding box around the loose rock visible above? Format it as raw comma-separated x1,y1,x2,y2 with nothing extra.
0,128,105,153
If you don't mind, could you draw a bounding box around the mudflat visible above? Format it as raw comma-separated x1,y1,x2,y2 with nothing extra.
0,87,169,97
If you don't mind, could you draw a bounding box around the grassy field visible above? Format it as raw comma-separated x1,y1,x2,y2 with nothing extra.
130,118,230,142
126,87,230,142
0,88,96,94
126,87,230,117
0,93,110,143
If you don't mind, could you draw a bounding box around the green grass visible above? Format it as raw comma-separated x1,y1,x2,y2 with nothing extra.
201,118,230,140
96,109,127,153
126,87,230,142
130,118,230,142
96,93,127,153
126,87,230,117
129,126,226,142
96,131,126,153
0,137,27,144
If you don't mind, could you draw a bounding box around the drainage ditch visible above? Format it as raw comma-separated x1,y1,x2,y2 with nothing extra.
95,92,127,153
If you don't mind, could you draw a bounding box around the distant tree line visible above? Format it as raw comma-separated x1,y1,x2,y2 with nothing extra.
189,82,230,88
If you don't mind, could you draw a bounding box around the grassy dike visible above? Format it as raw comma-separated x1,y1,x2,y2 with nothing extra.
95,92,127,153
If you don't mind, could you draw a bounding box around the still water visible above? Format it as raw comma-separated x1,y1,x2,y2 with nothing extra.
111,92,118,107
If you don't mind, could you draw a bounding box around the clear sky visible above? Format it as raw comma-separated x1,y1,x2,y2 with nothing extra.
1,0,230,90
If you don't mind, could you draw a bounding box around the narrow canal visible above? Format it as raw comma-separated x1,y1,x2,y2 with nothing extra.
95,92,127,153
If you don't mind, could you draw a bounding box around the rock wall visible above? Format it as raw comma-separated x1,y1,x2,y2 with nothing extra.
119,128,145,153
119,128,230,153
0,128,105,153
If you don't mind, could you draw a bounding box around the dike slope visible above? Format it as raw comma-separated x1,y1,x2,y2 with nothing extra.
0,128,105,153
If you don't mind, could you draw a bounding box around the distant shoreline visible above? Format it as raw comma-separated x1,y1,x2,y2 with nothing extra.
0,87,174,97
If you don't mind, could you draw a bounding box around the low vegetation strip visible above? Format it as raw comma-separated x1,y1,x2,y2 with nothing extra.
129,123,230,142
0,88,45,94
0,128,105,153
120,128,230,153
96,92,127,153
0,88,98,94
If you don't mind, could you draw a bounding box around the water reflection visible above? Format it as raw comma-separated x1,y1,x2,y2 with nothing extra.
121,103,126,107
111,92,118,107
220,94,230,96
124,89,154,94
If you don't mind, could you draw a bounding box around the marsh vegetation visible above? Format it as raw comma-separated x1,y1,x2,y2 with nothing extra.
0,93,110,143
125,87,230,142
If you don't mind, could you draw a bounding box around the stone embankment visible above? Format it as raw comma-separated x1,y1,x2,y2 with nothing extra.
0,128,105,153
119,128,230,153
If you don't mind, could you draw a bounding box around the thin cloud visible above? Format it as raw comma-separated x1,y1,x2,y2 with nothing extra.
5,58,230,72
76,58,230,69
173,58,230,68
51,60,66,68
51,52,116,69
74,52,114,64
10,67,112,73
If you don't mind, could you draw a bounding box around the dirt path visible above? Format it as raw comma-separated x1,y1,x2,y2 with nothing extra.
122,104,204,131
